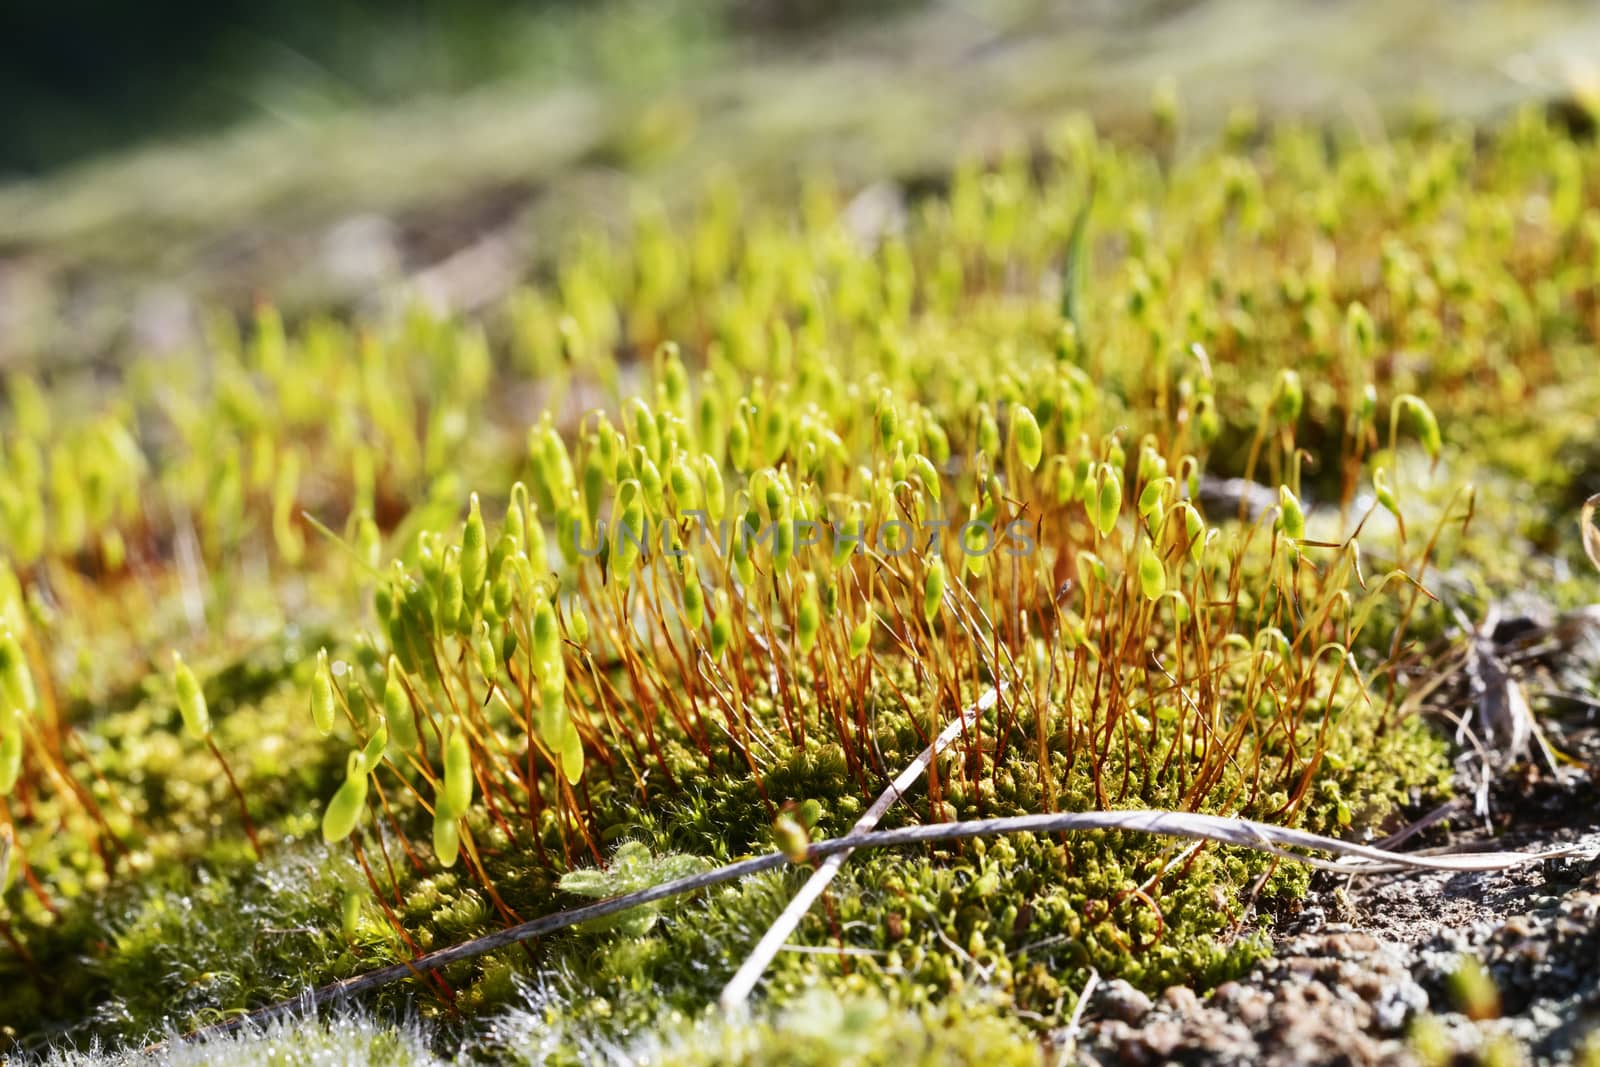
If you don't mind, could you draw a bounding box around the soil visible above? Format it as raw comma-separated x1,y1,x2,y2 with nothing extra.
1072,618,1600,1066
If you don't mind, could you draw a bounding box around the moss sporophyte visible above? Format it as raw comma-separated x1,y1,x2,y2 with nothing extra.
568,512,1037,563
4,100,1599,1053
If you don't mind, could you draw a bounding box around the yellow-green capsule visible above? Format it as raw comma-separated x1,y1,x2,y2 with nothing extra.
772,506,796,574
581,445,608,527
628,398,661,465
569,604,590,646
444,728,474,816
774,812,811,864
1273,369,1304,424
759,402,790,466
849,610,873,659
1394,394,1442,465
504,483,528,551
359,722,388,774
322,752,369,843
1138,476,1172,520
923,559,946,623
459,493,488,603
529,419,574,514
710,589,733,659
1277,486,1306,541
311,649,337,735
924,419,951,465
697,389,724,456
796,573,821,653
1011,404,1043,471
439,555,465,632
727,414,752,471
172,653,210,739
1177,502,1207,563
1137,541,1167,601
0,632,35,716
0,709,23,794
475,621,499,679
1094,465,1123,536
1194,394,1220,445
635,450,665,514
977,407,1000,456
610,482,645,579
683,568,705,630
1374,468,1404,531
659,342,691,412
876,392,900,453
433,806,461,868
382,656,418,752
699,454,726,520
668,455,701,512
532,599,562,677
558,719,584,785
911,453,942,502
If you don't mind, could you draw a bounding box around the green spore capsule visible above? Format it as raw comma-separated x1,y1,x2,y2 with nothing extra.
1011,404,1043,471
311,649,337,735
1394,394,1442,465
710,589,733,659
459,493,488,603
796,573,821,652
683,568,706,630
433,806,461,867
668,455,701,511
444,727,474,815
774,812,811,864
0,709,23,795
1273,369,1304,423
532,598,562,677
0,631,36,716
1277,486,1306,541
911,453,943,501
558,719,584,785
923,559,946,623
382,656,419,752
475,622,499,678
322,752,369,843
849,611,873,660
977,406,1001,456
699,454,727,520
171,653,211,739
1137,540,1167,601
359,722,388,774
1094,465,1123,536
727,414,752,471
439,556,465,632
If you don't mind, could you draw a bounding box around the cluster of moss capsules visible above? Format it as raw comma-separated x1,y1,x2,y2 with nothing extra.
4,100,1600,1052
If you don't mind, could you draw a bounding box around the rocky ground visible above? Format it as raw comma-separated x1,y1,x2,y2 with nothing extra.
1074,617,1600,1067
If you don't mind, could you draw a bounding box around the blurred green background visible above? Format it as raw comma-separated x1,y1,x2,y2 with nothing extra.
0,0,901,175
2,0,1598,365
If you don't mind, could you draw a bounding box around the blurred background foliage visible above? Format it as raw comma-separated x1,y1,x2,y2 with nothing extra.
2,0,1599,368
0,0,903,175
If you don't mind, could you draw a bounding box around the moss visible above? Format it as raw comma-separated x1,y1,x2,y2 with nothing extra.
486,984,1042,1067
38,1013,446,1067
2,101,1597,1061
